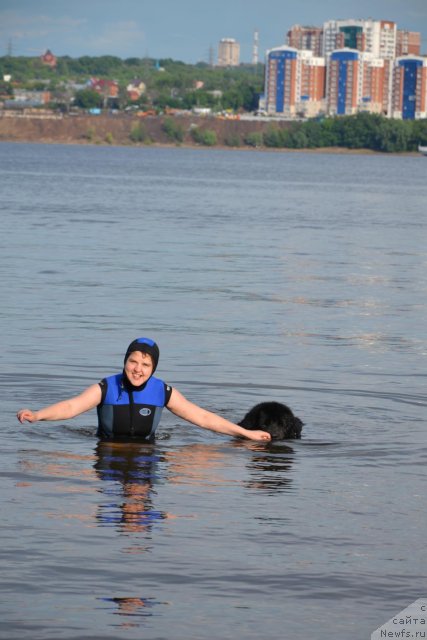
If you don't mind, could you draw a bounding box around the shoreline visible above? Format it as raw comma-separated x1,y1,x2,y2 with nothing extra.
0,114,420,156
0,138,419,157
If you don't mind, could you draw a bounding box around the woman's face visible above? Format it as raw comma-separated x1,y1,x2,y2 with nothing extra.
124,351,154,386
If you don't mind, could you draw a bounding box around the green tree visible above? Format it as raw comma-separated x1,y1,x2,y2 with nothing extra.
222,87,244,111
244,131,263,147
316,118,340,147
224,132,241,147
74,89,102,109
373,118,412,152
129,122,148,143
411,119,427,148
263,126,283,148
162,117,184,143
191,127,217,146
300,120,327,148
239,83,260,112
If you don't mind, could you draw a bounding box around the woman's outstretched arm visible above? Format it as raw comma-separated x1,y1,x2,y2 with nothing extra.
17,384,102,423
167,388,271,442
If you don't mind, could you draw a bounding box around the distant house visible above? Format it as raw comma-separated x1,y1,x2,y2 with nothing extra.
126,80,146,101
40,49,57,68
88,78,119,99
10,89,51,107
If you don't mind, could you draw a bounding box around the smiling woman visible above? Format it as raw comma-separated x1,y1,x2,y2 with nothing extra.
16,336,272,443
124,351,155,386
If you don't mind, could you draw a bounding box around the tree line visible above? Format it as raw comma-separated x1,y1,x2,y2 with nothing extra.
245,114,427,153
125,114,427,152
0,54,264,113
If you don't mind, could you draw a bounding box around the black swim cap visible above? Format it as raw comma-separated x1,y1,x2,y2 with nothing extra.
124,337,160,372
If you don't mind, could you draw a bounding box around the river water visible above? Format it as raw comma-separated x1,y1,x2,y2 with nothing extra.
1,142,426,640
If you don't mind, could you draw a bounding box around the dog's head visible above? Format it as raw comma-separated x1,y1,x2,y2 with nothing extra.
239,401,303,440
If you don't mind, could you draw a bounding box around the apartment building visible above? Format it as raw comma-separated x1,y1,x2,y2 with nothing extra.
264,46,325,117
323,19,397,59
326,49,360,116
218,38,240,67
263,18,425,119
395,30,421,57
325,49,393,116
286,25,323,57
392,56,427,119
298,50,327,116
264,47,298,116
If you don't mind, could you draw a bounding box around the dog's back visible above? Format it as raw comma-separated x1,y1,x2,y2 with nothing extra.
239,401,303,440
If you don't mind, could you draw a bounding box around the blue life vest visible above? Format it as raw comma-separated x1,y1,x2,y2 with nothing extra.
97,373,171,440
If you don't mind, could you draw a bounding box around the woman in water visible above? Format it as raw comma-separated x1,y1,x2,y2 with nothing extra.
17,337,271,442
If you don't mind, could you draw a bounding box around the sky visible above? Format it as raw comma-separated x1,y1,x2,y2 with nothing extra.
1,0,426,63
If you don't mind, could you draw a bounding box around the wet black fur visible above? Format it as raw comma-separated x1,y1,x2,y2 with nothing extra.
239,402,303,440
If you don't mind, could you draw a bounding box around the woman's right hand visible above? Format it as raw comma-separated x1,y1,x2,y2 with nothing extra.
17,409,38,423
16,384,102,424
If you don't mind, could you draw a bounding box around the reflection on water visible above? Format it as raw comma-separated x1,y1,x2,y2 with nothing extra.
231,440,296,492
98,596,169,630
94,442,168,533
166,443,237,487
247,444,295,493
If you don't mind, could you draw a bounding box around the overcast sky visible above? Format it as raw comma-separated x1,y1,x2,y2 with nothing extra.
1,0,426,63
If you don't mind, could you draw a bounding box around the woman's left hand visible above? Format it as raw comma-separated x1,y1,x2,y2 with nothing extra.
243,430,272,442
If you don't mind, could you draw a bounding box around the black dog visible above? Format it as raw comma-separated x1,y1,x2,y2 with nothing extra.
239,402,303,440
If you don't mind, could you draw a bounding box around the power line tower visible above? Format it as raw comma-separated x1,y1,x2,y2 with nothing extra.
7,39,13,56
252,29,259,65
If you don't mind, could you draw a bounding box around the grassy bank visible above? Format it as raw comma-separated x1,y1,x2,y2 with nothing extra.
0,112,426,153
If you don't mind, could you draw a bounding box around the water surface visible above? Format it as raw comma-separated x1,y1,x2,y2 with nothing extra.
1,143,426,639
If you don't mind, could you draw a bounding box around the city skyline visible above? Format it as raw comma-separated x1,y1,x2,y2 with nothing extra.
0,0,426,64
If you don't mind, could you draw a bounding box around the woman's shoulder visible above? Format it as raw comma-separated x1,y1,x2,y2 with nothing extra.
101,372,123,384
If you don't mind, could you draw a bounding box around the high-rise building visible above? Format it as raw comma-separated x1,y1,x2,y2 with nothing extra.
326,49,360,116
264,47,298,116
392,56,427,119
262,18,425,120
396,30,421,57
377,21,398,59
334,25,365,52
361,57,393,116
298,50,327,116
264,46,325,117
218,38,240,67
323,19,397,59
326,49,392,116
286,25,323,57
